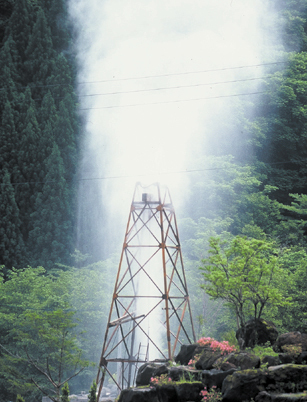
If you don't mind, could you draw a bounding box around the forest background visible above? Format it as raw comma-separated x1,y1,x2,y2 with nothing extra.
1,0,307,401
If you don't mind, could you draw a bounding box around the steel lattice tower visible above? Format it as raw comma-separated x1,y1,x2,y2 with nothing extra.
96,183,195,398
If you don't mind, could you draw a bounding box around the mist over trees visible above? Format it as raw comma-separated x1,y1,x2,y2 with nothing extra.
1,0,307,400
181,0,307,340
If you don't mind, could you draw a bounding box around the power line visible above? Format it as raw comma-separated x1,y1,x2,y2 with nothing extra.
0,61,286,91
79,90,266,110
0,160,303,187
31,74,271,102
79,75,270,98
76,61,287,85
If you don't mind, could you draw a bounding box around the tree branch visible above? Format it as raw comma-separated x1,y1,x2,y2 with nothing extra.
59,366,86,388
25,349,57,388
31,377,57,402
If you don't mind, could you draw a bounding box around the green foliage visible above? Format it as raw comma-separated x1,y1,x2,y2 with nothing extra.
28,144,72,269
16,395,25,402
251,343,278,359
24,7,55,86
5,0,34,66
220,330,239,350
278,0,307,52
271,247,307,331
88,380,97,402
0,170,26,269
0,266,92,401
254,52,307,207
0,0,79,272
200,236,291,331
67,258,116,392
61,382,69,402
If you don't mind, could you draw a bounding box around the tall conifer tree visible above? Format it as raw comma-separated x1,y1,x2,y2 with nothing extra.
0,35,20,112
24,7,55,92
54,97,78,181
0,170,25,269
28,144,72,268
15,88,42,240
0,0,79,270
5,0,35,74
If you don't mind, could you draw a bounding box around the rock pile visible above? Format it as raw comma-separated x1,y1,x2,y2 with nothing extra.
118,325,307,402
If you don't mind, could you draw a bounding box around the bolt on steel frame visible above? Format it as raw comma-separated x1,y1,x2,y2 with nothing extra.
96,183,196,399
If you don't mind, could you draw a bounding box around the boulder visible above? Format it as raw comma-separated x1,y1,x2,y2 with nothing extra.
155,384,178,402
135,362,168,386
255,391,273,402
118,383,204,402
222,364,307,402
222,368,266,402
220,360,237,371
279,353,295,364
195,346,223,370
278,351,307,365
265,364,307,393
154,364,169,377
296,352,307,364
118,387,159,402
236,319,278,348
274,332,307,353
202,368,237,389
262,355,280,367
222,352,261,370
169,366,201,382
256,392,307,402
175,343,198,365
175,382,204,402
272,394,307,402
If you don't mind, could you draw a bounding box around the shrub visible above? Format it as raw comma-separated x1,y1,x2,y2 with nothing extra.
88,380,97,402
197,337,237,355
61,382,69,402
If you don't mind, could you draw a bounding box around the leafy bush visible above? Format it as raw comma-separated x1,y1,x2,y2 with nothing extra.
251,343,278,359
88,380,97,402
61,382,69,402
196,337,237,354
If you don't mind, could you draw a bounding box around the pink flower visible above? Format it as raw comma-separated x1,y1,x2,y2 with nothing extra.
196,337,237,356
200,388,208,396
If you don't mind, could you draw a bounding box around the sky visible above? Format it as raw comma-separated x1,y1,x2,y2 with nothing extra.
69,0,281,259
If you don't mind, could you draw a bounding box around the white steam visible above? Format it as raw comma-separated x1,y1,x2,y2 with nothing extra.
69,0,279,256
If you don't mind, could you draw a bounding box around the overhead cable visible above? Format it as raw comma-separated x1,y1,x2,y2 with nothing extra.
76,61,287,85
79,90,266,110
0,60,286,91
79,76,270,98
0,160,303,187
31,75,271,102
